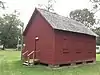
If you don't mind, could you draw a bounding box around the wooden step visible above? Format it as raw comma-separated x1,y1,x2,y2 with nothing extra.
23,62,29,66
29,59,40,63
23,59,40,66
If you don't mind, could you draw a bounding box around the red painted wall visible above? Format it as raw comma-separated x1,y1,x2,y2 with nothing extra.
23,9,96,65
23,11,55,64
54,30,96,64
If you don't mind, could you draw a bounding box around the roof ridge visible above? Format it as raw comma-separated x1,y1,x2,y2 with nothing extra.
37,8,68,18
37,8,87,27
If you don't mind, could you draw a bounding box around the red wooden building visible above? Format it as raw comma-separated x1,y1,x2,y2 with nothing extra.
22,8,97,66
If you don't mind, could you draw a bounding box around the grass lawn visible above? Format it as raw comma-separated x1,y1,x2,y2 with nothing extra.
0,50,100,75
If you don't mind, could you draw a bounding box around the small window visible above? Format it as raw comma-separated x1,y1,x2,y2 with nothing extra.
63,52,69,54
76,49,81,54
76,52,81,53
88,52,92,53
63,49,69,54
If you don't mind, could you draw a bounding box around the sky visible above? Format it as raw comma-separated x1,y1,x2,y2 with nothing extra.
1,0,100,27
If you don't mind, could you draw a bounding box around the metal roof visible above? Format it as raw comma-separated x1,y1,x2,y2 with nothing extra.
37,8,97,36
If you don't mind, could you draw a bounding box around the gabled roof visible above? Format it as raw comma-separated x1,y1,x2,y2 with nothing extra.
23,8,97,36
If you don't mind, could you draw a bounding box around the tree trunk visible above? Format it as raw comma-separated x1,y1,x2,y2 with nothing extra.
2,44,5,50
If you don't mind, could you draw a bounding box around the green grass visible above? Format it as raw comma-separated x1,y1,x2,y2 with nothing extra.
0,50,100,75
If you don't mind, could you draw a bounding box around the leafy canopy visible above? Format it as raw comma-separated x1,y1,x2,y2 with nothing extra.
0,13,24,49
92,27,100,45
0,1,5,9
69,9,96,28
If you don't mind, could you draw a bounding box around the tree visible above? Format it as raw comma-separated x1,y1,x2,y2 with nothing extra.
46,0,56,11
90,0,100,27
90,0,100,13
0,12,24,50
38,0,56,11
0,1,5,9
69,9,96,28
92,27,100,45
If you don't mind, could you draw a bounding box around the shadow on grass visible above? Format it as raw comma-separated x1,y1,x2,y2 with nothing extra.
12,59,100,68
11,60,51,70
